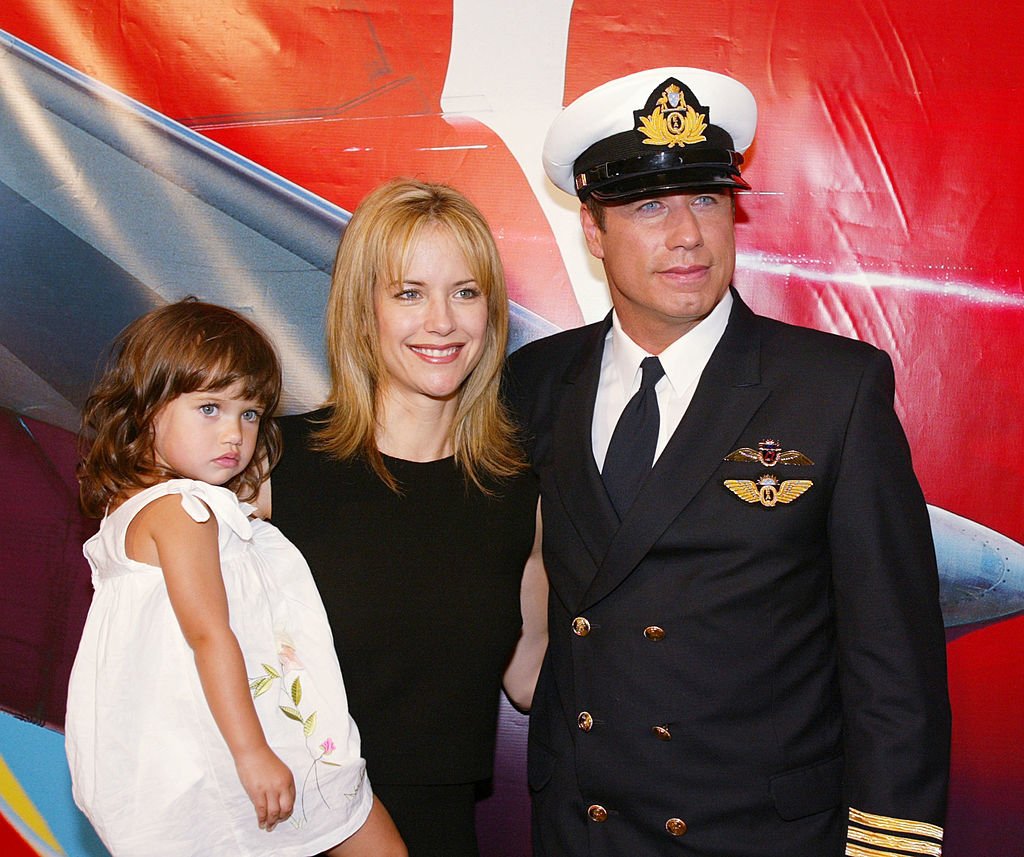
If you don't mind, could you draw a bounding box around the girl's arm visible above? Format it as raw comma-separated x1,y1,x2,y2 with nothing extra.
130,494,295,831
502,499,549,711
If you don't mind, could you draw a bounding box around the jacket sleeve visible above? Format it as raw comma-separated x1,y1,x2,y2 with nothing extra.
827,348,951,856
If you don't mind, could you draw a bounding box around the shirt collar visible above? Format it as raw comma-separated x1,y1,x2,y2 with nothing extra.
610,290,733,394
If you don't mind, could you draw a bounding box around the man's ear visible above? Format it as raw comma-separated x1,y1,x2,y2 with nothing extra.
580,204,605,260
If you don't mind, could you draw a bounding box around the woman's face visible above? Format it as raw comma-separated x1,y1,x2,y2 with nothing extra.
375,226,489,408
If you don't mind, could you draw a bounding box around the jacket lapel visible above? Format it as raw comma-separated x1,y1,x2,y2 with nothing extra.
579,293,769,609
550,315,621,575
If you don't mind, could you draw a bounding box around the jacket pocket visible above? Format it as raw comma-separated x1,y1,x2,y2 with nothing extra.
527,735,558,793
769,755,843,821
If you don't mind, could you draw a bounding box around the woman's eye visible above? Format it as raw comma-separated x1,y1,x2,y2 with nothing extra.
455,286,481,299
199,404,218,416
396,288,421,300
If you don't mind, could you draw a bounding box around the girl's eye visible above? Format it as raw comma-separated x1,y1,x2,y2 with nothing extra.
199,404,218,416
242,409,261,423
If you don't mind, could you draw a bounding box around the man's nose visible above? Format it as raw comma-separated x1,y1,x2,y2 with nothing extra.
665,207,703,250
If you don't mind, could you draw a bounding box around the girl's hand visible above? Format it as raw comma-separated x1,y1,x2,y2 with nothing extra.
235,745,296,832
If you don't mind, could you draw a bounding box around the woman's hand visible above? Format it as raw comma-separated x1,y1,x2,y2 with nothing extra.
235,744,296,831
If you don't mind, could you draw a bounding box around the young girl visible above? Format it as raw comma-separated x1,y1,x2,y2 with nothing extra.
65,299,406,857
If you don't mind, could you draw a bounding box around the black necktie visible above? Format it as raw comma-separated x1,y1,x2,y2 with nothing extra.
602,356,665,517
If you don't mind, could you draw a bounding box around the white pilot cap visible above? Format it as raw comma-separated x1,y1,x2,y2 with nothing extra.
543,67,757,201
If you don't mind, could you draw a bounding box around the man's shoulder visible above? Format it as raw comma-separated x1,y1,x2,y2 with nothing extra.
508,320,604,375
753,311,887,372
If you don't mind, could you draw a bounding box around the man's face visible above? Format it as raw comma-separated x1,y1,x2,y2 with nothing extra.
581,190,736,352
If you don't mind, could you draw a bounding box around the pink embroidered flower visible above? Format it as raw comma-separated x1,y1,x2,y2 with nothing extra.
320,738,336,756
278,643,304,672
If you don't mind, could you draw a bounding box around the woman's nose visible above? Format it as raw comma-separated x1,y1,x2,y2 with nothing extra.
425,296,456,334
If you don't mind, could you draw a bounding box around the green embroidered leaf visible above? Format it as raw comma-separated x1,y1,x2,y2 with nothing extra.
319,760,341,767
290,676,302,706
262,663,281,678
279,706,303,722
303,711,318,737
252,677,273,698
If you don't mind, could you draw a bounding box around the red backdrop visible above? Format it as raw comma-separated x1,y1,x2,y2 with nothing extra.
0,2,1021,854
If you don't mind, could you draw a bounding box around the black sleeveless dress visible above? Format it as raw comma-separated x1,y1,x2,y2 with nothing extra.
272,409,538,856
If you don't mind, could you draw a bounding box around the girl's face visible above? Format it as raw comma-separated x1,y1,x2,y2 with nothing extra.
374,226,489,409
151,380,263,486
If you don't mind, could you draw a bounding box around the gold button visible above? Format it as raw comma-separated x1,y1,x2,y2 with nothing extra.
665,817,687,836
588,804,608,823
651,724,672,741
644,625,665,641
578,711,593,732
572,616,591,637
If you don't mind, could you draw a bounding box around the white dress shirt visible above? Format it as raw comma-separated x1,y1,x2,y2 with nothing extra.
592,290,733,472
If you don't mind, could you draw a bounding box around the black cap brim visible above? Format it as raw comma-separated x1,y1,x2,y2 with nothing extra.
577,148,749,201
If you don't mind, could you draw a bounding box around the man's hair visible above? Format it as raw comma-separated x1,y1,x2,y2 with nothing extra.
584,196,608,230
315,177,524,493
78,298,282,517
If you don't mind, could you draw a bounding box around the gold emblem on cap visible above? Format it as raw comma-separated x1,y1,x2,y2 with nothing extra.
724,473,813,508
636,83,707,148
724,438,814,467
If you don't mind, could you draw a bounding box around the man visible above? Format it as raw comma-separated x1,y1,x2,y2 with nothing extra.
506,67,950,856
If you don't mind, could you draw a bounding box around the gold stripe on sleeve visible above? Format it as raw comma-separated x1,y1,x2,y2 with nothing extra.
847,843,901,857
849,807,944,842
848,825,942,856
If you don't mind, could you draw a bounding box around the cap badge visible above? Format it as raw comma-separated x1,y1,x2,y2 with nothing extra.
724,438,814,467
724,474,813,508
635,81,707,148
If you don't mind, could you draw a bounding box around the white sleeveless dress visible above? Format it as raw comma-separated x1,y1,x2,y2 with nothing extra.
65,479,372,856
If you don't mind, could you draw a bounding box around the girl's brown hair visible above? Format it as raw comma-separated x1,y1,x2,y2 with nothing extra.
316,177,524,493
78,298,282,517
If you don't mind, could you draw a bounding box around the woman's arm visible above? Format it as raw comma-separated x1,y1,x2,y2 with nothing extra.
502,499,549,712
131,495,295,831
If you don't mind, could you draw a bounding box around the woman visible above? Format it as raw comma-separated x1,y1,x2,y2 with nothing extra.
267,178,546,856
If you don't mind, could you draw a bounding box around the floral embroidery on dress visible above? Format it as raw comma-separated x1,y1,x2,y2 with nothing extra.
247,637,364,826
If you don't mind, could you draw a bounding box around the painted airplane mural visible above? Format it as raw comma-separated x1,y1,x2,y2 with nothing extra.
1,2,1022,854
3,25,1021,631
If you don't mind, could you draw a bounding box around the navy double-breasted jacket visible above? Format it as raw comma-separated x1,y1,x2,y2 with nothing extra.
505,290,950,857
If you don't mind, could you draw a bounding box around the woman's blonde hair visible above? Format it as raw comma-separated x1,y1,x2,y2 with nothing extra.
316,177,524,492
78,298,282,517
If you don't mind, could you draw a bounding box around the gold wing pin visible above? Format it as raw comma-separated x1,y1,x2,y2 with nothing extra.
724,438,814,467
724,474,813,508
